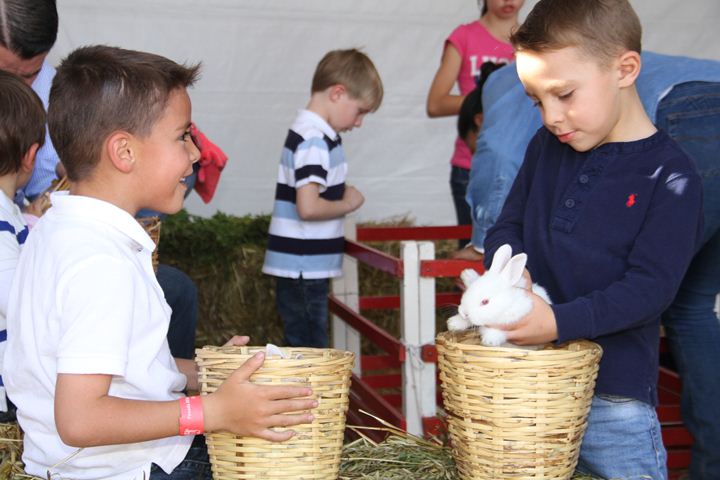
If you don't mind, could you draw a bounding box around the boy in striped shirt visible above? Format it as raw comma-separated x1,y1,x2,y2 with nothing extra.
263,49,383,347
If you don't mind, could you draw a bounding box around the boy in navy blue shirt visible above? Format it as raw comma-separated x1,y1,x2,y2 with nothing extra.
483,0,703,478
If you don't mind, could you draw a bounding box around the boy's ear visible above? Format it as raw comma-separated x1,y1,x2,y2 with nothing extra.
616,51,642,88
328,84,347,102
20,143,40,173
106,131,136,173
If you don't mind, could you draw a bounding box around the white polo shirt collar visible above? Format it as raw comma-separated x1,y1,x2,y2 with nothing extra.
48,192,156,253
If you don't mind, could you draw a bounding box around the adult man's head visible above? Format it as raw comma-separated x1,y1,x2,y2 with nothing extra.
0,0,58,85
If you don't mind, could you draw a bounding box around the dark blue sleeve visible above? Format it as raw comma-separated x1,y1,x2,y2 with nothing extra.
553,163,704,342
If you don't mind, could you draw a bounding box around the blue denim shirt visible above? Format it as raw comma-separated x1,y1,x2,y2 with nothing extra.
468,52,720,247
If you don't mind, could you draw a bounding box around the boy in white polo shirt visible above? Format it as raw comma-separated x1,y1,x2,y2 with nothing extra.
4,45,317,480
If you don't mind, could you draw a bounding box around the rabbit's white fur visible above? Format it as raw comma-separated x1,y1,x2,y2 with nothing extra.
447,244,551,349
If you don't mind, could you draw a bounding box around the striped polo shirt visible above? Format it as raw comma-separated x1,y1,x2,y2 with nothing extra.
262,110,347,279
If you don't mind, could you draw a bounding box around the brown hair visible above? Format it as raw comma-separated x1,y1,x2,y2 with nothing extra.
311,48,383,112
0,69,46,175
0,0,58,59
48,45,200,181
510,0,642,66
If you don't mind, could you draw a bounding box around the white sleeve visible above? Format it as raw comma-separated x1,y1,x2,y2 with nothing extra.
55,255,137,376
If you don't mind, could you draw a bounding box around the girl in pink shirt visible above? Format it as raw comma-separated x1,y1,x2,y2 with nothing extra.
427,0,522,242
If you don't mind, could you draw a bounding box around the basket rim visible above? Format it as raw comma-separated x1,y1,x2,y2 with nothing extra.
436,330,602,356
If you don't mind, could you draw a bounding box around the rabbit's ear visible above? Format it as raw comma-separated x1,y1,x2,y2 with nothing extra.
461,269,481,287
489,244,513,274
500,253,527,286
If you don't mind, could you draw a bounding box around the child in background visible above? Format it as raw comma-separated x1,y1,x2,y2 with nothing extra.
262,49,383,348
426,0,522,243
483,1,704,478
452,61,505,259
457,62,506,155
4,45,317,480
0,70,46,422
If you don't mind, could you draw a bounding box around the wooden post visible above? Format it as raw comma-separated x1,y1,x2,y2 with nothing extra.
332,215,362,376
400,241,436,435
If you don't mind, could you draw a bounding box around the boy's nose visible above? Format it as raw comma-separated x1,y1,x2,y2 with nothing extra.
543,106,564,126
188,138,201,164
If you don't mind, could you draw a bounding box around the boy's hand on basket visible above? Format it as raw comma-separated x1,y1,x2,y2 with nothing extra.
487,292,558,345
223,335,250,346
203,352,317,441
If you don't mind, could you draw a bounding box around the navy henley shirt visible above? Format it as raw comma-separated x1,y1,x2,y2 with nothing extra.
485,127,703,405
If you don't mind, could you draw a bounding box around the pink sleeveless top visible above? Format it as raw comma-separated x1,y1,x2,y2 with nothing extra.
446,21,514,169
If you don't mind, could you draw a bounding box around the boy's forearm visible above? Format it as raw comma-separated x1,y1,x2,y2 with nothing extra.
295,183,362,220
297,197,356,220
55,373,183,447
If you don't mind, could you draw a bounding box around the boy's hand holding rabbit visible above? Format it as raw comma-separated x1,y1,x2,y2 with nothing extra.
447,244,556,348
486,292,557,345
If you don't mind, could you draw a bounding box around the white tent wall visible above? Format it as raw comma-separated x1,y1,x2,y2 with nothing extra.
49,1,720,225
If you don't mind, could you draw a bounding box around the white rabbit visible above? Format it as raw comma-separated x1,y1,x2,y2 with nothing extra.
447,244,551,349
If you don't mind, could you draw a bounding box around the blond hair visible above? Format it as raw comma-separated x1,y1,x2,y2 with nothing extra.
311,49,383,112
510,0,642,66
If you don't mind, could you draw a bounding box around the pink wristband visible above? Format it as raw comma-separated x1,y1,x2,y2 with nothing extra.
179,395,204,436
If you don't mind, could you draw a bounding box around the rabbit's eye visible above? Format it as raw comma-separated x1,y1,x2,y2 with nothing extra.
481,299,489,305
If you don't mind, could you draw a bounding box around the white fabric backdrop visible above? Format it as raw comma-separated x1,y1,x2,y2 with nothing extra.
49,0,720,225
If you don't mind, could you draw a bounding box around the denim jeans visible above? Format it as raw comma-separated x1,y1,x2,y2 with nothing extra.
157,264,199,360
576,395,667,480
150,435,211,480
657,81,720,479
275,276,329,348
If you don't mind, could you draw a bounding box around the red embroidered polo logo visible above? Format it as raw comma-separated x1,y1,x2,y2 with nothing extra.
626,193,638,208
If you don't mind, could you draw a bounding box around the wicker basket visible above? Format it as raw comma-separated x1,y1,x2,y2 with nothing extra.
196,346,354,479
436,330,602,480
136,216,161,272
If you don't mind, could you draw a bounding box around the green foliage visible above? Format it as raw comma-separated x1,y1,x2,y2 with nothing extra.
160,210,270,265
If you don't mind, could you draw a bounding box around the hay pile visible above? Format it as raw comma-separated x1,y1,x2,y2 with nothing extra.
339,413,603,480
159,210,283,346
340,414,456,480
0,423,35,479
